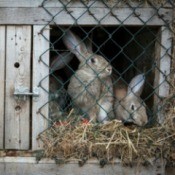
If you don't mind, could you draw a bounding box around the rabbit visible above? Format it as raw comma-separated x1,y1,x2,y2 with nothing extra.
62,30,113,122
50,52,73,72
49,52,73,121
113,74,148,126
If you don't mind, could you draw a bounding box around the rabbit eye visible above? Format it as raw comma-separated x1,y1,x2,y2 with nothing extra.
131,104,135,111
90,58,96,64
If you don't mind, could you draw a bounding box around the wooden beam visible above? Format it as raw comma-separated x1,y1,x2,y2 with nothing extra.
0,26,5,149
5,26,31,149
0,157,168,175
171,5,175,94
154,26,172,98
154,26,172,124
0,7,172,26
158,27,172,97
32,25,50,150
0,0,172,8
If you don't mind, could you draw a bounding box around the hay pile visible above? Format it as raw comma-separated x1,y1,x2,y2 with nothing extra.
38,96,175,165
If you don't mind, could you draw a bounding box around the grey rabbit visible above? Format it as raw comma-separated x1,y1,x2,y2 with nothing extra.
62,30,113,122
113,74,148,126
49,53,73,121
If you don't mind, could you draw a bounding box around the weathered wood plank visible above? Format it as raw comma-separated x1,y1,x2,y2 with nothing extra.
154,26,172,98
0,0,172,8
0,26,5,149
172,8,175,94
0,0,42,7
154,26,172,124
32,25,50,150
155,26,172,97
0,157,168,175
0,7,172,26
5,26,31,149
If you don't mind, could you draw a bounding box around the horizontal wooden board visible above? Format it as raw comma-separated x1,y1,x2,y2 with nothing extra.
0,157,169,175
0,0,173,8
0,7,172,25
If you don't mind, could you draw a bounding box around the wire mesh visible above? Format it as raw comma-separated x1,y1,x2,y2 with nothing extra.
37,0,175,166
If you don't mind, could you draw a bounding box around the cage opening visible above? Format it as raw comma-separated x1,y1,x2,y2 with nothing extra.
49,25,161,125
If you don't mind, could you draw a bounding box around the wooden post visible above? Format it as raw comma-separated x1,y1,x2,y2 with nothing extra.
171,4,175,94
0,26,5,149
32,25,50,150
154,26,172,123
5,26,31,149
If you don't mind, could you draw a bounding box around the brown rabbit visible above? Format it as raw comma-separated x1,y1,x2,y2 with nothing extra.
113,74,148,126
49,52,73,121
63,30,113,122
51,52,73,72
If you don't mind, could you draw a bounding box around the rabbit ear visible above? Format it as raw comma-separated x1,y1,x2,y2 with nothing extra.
115,88,127,100
63,30,88,62
127,74,145,97
84,34,93,53
50,52,74,72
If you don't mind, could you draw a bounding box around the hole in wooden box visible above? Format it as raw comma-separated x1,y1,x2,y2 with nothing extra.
14,62,20,68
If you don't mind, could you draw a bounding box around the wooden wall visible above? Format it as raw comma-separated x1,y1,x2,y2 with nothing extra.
0,0,174,174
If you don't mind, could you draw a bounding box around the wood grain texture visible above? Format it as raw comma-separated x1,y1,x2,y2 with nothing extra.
0,26,5,149
154,26,172,124
0,157,168,175
32,25,50,150
0,7,172,25
0,0,172,8
154,27,173,98
5,26,31,149
158,27,172,97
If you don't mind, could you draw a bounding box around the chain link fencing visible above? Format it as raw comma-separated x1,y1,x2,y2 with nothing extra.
37,0,175,166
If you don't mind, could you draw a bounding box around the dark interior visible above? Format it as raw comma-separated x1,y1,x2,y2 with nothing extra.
50,26,159,118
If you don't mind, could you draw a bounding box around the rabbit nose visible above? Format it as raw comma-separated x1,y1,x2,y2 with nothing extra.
106,67,112,74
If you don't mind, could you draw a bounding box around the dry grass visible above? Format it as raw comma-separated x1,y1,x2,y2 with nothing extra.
39,47,175,165
38,95,175,165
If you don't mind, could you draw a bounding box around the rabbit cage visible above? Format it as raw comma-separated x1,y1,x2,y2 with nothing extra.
0,0,174,175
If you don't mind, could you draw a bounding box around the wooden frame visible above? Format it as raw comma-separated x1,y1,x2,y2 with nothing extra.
155,27,172,98
0,26,5,149
0,0,172,7
0,0,173,25
0,0,174,174
0,7,172,26
154,26,173,123
0,157,168,175
32,25,50,150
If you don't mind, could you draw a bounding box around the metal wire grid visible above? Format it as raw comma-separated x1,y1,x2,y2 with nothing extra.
37,0,174,128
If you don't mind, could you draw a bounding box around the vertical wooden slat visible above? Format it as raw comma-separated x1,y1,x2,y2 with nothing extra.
154,26,172,124
5,26,31,149
0,26,5,149
158,26,172,97
32,26,49,150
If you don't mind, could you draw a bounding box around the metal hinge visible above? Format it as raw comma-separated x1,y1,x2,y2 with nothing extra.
14,86,40,101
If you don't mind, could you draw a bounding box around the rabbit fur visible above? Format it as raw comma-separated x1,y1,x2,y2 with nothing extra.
49,53,72,121
63,30,113,122
113,74,148,126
